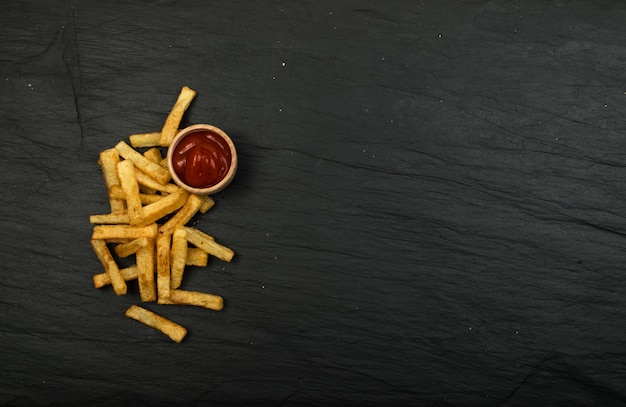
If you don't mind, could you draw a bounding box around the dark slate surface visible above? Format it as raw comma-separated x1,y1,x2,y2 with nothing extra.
2,0,626,405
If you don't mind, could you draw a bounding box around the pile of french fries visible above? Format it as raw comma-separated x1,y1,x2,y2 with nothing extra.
89,86,234,343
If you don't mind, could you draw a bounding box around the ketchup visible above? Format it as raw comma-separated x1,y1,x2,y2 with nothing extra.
171,130,232,188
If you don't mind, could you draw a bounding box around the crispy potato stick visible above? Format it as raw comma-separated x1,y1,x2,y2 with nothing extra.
198,195,215,214
129,132,161,148
89,213,130,225
114,237,150,258
93,266,139,289
135,169,179,194
109,188,164,205
92,224,158,241
184,227,234,262
169,289,224,311
156,234,172,304
158,86,197,147
186,248,208,267
136,240,157,302
143,147,163,163
170,227,188,289
98,149,125,213
140,188,188,226
115,141,171,184
124,305,187,343
158,194,203,237
91,239,127,296
117,159,144,225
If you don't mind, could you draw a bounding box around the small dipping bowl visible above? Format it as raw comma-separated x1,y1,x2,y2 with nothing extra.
167,124,238,195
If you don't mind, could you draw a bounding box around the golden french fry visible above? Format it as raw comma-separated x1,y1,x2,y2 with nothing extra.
114,237,150,258
109,188,164,205
115,141,171,184
140,188,188,226
184,227,234,262
92,223,158,241
124,305,187,343
198,195,215,214
158,86,197,147
93,266,139,289
158,193,203,237
89,213,130,225
129,132,161,148
156,234,172,304
136,240,157,302
117,159,144,225
98,149,125,213
135,169,179,194
169,289,224,311
170,227,187,289
186,248,208,267
143,147,164,163
91,239,127,296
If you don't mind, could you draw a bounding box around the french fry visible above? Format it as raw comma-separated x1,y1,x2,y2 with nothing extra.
170,227,188,289
129,132,161,148
140,188,188,226
124,305,187,343
115,141,171,184
198,195,215,214
98,149,125,213
114,237,150,258
135,169,179,194
143,147,164,163
158,193,203,237
184,227,234,262
186,248,209,267
156,234,172,304
89,213,130,225
158,86,197,146
117,159,144,225
169,289,224,311
91,239,127,296
92,223,158,241
109,188,164,205
136,240,157,302
93,266,139,288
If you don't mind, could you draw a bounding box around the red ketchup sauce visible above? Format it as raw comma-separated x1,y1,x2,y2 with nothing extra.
171,130,232,188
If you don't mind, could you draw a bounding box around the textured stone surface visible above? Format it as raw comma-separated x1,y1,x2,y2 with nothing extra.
2,0,626,405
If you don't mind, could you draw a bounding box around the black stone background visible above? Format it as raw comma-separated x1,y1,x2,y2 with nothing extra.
2,0,626,405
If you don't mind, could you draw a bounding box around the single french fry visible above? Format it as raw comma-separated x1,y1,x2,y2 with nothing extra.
109,188,164,205
186,248,208,267
169,289,224,311
115,141,171,184
91,239,127,296
156,234,172,304
158,86,197,146
98,149,125,213
93,266,139,288
135,169,179,194
89,213,130,225
140,188,188,226
184,227,234,262
124,305,187,343
129,132,161,148
92,224,158,241
158,194,203,237
143,147,164,163
114,237,150,258
198,195,215,214
117,159,144,225
170,227,188,289
136,240,157,302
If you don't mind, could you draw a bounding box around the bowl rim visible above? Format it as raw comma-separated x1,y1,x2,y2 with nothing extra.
166,123,238,195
